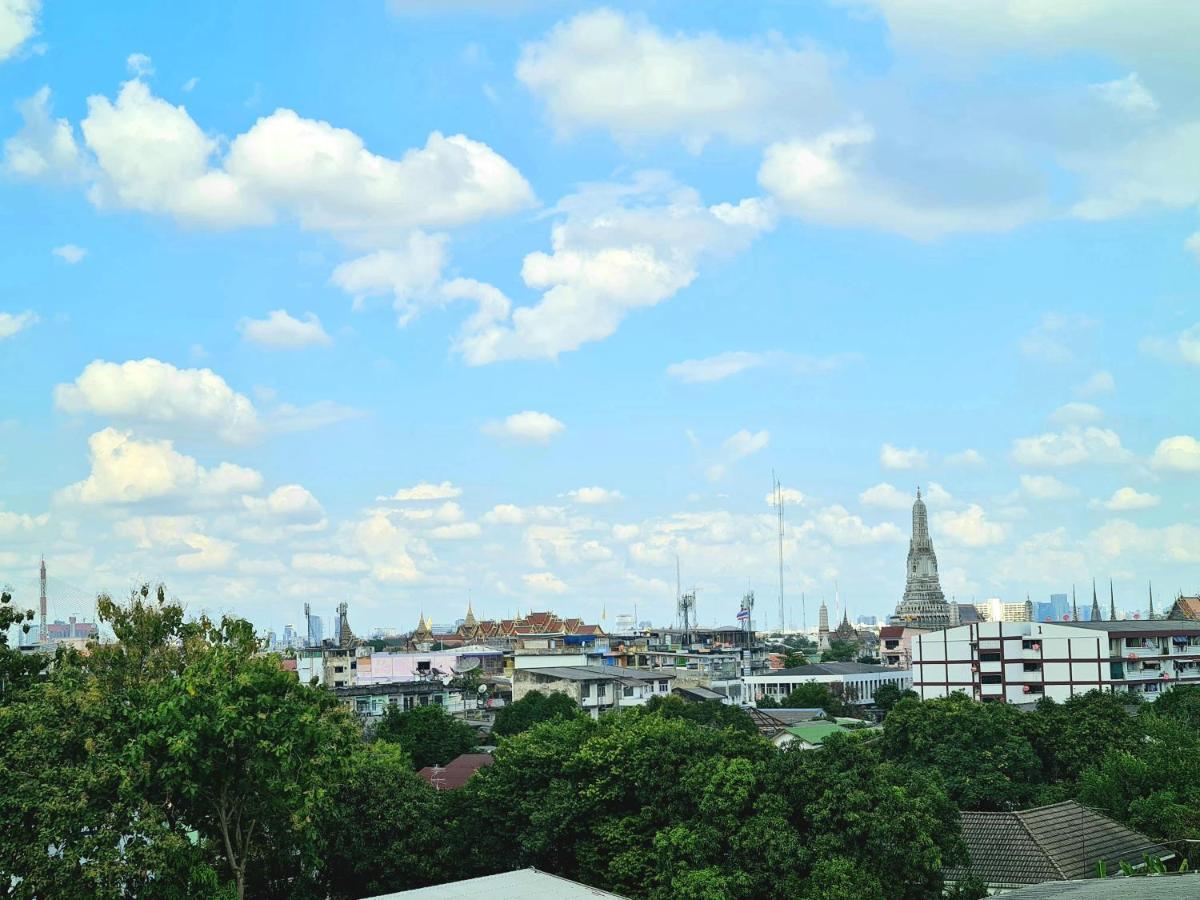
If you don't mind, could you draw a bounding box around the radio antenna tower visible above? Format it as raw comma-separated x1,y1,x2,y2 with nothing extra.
39,557,47,645
676,555,695,646
773,472,786,633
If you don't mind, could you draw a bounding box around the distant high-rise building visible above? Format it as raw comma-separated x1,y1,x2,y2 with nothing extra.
282,623,296,648
856,615,878,627
818,600,830,650
890,488,952,629
1048,593,1069,621
305,603,324,647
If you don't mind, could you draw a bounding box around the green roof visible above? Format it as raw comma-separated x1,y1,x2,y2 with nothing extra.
783,722,850,744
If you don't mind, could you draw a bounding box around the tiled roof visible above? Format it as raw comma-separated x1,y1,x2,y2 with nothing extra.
1168,597,1200,621
520,665,671,683
946,801,1172,887
417,753,493,791
995,874,1200,898
879,626,904,639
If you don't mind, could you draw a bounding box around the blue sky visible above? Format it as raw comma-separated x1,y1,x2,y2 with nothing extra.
2,0,1199,635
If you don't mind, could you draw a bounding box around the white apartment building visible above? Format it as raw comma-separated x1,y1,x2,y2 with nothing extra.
512,665,675,718
912,619,1200,704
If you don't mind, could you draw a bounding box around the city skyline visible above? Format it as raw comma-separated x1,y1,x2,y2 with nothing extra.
2,2,1199,631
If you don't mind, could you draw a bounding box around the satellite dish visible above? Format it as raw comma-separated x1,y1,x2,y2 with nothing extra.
477,683,488,693
440,675,452,686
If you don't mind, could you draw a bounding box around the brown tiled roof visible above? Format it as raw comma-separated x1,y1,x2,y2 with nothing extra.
879,626,904,639
417,753,493,790
946,801,1171,886
1169,597,1200,621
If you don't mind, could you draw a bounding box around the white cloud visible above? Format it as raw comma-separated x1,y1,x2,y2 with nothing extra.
946,448,985,466
880,443,927,470
1049,402,1103,425
1091,519,1200,564
1020,474,1077,501
482,504,527,525
59,428,262,504
384,481,463,502
517,8,837,149
566,486,622,504
54,358,261,444
182,77,198,93
1079,371,1116,396
859,482,911,509
52,244,87,264
1151,435,1200,472
430,522,483,540
0,508,48,535
666,350,854,383
759,124,1042,240
0,309,37,339
482,410,565,444
239,309,331,349
176,533,235,571
10,76,533,237
126,52,154,78
764,487,805,507
934,504,1006,547
1012,426,1131,467
1142,323,1200,367
352,511,424,583
0,0,38,62
722,429,769,461
242,484,323,521
1019,313,1096,363
813,505,903,546
329,231,448,324
455,175,772,364
522,571,567,594
265,401,365,434
291,552,370,574
1099,487,1160,511
1092,73,1158,116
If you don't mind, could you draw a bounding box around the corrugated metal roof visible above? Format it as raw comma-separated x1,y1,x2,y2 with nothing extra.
997,875,1200,898
769,662,898,676
521,666,671,683
946,801,1172,886
368,868,628,898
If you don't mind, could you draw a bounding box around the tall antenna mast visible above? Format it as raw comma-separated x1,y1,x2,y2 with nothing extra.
774,471,785,633
39,556,47,645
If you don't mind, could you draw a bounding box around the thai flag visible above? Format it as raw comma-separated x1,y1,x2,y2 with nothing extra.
736,609,750,621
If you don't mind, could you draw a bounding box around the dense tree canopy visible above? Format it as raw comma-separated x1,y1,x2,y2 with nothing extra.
373,702,480,768
820,640,857,662
491,688,584,737
642,694,758,736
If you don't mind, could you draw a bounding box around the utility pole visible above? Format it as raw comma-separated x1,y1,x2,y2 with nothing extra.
38,557,47,646
773,472,786,633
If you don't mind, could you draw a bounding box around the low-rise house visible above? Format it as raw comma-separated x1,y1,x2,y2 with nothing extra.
944,801,1173,894
512,665,674,717
418,753,493,791
332,680,457,718
771,720,859,750
745,662,912,706
879,625,928,668
996,874,1200,898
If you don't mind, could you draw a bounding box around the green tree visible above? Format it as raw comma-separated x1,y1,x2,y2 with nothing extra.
320,742,447,898
1026,691,1142,792
643,694,758,736
375,702,480,768
872,682,918,715
782,682,848,716
491,688,583,737
882,693,1042,810
0,589,40,702
755,693,781,708
820,640,857,662
800,856,883,900
781,649,808,668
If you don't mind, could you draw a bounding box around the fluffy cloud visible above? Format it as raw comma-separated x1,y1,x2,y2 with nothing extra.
1090,519,1200,564
759,125,1043,240
945,449,985,467
0,309,36,340
934,504,1006,548
1012,426,1131,466
522,571,568,594
1099,487,1160,511
1079,371,1116,396
455,175,773,364
859,482,912,509
1020,474,1077,501
1020,313,1097,363
812,505,903,546
1187,232,1200,261
0,507,48,536
239,310,331,349
330,231,448,324
55,358,261,443
1151,435,1200,472
764,487,805,507
1049,402,1103,425
59,428,262,504
242,484,323,522
0,0,38,62
566,486,623,504
482,410,565,444
3,89,85,182
52,244,87,264
430,522,483,540
666,350,853,383
1142,323,1200,366
880,443,927,470
517,9,837,148
291,552,370,574
384,481,463,501
722,429,769,461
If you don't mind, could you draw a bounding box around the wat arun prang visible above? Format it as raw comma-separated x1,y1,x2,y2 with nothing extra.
889,487,957,629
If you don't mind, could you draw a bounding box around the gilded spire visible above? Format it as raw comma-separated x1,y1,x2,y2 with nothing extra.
1109,579,1116,622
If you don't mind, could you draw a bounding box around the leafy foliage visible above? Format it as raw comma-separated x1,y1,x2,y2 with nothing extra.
374,702,480,768
491,688,584,737
872,682,918,714
820,640,857,662
642,694,757,736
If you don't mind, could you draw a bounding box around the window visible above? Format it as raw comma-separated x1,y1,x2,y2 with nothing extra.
417,661,431,673
658,680,669,692
981,673,1002,685
388,696,399,705
581,683,592,698
1025,684,1044,695
1023,662,1042,672
333,665,345,673
623,685,634,697
597,683,607,699
979,651,1002,662
1021,640,1041,651
356,699,370,714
